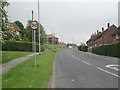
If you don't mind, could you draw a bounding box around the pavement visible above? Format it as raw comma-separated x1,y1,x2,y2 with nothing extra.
0,53,39,74
54,48,120,88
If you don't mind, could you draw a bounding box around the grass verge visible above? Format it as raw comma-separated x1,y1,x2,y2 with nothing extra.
2,51,55,88
2,51,31,64
2,45,69,88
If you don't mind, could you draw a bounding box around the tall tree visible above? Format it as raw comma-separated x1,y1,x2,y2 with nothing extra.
1,0,21,42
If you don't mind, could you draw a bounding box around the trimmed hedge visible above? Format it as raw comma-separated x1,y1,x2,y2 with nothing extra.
2,41,45,52
92,43,120,58
78,45,88,52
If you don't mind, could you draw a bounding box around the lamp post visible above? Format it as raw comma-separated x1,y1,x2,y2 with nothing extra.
38,0,41,55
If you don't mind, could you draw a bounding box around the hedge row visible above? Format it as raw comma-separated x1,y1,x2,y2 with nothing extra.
92,43,120,58
2,41,45,52
78,45,88,52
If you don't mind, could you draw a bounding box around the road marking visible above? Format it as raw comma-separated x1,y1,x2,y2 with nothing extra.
71,79,75,82
106,65,120,71
97,67,120,78
82,60,92,65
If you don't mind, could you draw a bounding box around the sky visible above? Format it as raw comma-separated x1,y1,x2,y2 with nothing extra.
6,0,119,45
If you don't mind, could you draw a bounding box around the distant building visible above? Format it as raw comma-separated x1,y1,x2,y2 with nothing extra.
67,43,77,48
46,34,59,44
9,22,23,36
59,42,65,45
86,23,119,52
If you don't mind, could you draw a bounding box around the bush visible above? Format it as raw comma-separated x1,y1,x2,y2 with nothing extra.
2,41,45,52
92,43,120,58
78,45,88,52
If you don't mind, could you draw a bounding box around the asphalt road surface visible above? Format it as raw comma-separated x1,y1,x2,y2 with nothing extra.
54,48,120,88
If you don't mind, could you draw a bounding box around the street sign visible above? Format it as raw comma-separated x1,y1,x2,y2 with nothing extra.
30,21,38,30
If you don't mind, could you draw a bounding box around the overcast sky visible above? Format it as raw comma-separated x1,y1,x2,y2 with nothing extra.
7,0,119,45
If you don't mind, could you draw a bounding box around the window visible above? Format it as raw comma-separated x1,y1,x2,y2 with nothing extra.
116,34,120,39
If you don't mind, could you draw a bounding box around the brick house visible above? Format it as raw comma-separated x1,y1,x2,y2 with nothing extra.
112,26,120,42
9,22,23,36
46,34,59,44
86,23,118,52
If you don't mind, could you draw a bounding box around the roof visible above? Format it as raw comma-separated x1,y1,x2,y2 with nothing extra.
47,34,58,39
9,22,22,32
86,24,118,43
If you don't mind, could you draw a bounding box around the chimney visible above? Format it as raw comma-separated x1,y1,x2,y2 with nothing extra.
102,27,104,32
107,23,110,28
97,30,99,34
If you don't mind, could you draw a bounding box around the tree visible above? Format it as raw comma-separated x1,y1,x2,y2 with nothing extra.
1,0,10,42
1,0,21,42
25,20,46,44
78,43,88,52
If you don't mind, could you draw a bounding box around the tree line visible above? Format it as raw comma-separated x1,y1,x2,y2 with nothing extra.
1,0,46,45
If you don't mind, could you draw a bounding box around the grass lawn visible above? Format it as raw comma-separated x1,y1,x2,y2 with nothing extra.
0,75,1,90
2,51,55,88
2,45,69,88
2,51,32,64
47,44,69,52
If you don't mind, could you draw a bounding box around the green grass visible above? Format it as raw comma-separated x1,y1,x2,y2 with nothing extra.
2,51,32,64
2,51,55,88
2,45,69,88
46,44,69,52
0,75,1,90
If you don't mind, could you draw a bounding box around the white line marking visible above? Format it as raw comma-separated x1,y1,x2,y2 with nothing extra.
82,60,92,65
71,79,75,82
97,67,120,78
106,65,120,71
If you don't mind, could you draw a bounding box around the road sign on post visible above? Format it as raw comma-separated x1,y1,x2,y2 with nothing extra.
30,21,38,30
30,21,38,66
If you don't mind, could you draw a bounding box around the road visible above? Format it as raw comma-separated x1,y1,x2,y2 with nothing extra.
54,48,120,88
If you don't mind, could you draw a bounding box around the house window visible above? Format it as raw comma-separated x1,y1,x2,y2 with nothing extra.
116,34,120,39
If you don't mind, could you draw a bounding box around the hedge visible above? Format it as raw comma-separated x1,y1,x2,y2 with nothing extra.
2,41,45,52
92,43,120,58
78,45,88,52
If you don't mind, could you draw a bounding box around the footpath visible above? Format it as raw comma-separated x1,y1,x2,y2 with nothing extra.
0,53,40,74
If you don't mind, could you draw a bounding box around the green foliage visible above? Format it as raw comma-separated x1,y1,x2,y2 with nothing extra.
14,20,24,31
92,43,120,58
24,20,46,44
2,51,55,88
2,41,45,52
78,44,88,52
2,51,31,64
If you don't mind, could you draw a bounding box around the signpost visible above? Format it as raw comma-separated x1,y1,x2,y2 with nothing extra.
30,21,38,66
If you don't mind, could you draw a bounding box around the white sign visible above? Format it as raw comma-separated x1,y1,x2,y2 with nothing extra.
30,21,38,30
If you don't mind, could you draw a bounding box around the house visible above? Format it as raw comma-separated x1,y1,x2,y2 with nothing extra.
9,22,23,36
86,23,118,52
112,26,120,42
46,34,59,44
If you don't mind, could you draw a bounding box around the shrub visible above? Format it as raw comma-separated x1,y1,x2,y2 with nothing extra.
2,41,45,52
92,43,120,58
78,45,88,52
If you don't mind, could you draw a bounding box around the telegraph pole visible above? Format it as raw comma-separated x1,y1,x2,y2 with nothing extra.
38,0,41,55
31,10,37,66
32,10,34,52
52,28,54,46
54,33,55,50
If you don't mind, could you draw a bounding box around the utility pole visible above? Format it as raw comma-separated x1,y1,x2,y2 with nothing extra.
52,28,54,48
54,33,55,50
38,0,41,55
32,10,34,52
31,10,36,66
